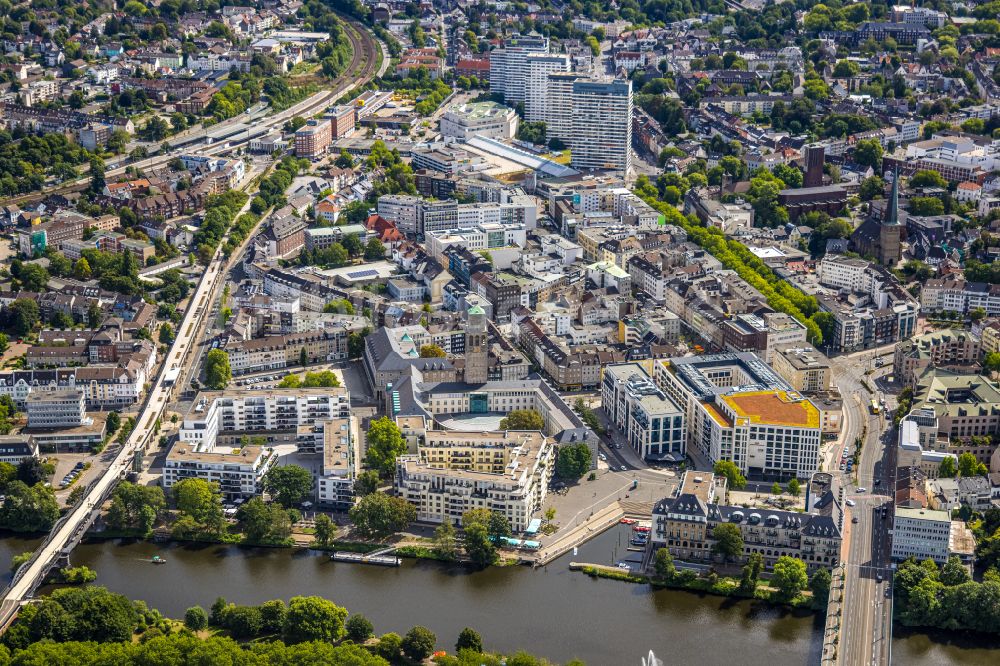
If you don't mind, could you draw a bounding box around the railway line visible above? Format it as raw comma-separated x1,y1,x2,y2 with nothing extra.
2,12,381,208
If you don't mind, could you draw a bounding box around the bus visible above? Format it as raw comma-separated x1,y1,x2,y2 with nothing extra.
869,399,881,415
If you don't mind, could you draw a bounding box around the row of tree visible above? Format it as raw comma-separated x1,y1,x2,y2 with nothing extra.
3,583,563,664
894,556,1000,634
635,178,829,345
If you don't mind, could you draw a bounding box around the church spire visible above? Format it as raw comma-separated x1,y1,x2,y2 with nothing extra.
886,166,900,226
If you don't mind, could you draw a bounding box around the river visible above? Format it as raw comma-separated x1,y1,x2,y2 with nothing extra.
0,528,996,665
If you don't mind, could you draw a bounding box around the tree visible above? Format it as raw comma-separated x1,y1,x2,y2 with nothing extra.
0,481,60,532
433,520,458,560
365,417,407,476
909,169,948,189
354,469,379,496
940,555,971,586
263,465,313,508
173,478,225,534
204,349,232,389
958,452,987,477
260,599,287,634
419,344,446,358
456,627,483,653
739,552,763,594
462,522,497,567
277,374,303,388
555,442,592,480
859,176,886,201
0,333,7,354
499,409,545,431
348,492,416,538
345,614,374,643
237,498,291,544
17,457,46,486
713,460,746,490
402,626,436,661
971,308,988,323
809,568,831,609
184,606,208,631
788,478,801,497
486,511,512,544
87,300,102,327
985,352,1000,375
106,481,165,534
771,556,808,599
299,347,308,366
106,411,121,435
712,523,744,562
939,456,957,478
853,138,883,170
335,149,355,169
284,596,347,644
364,239,385,261
653,547,675,580
908,196,945,216
833,60,860,77
89,156,106,193
771,482,783,495
377,633,403,661
8,298,40,336
314,513,336,547
158,323,174,345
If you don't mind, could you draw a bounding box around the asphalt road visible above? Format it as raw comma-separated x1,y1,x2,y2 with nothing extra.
828,346,898,666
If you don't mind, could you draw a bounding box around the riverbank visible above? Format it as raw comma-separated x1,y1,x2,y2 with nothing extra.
25,527,823,665
570,561,817,611
85,529,505,567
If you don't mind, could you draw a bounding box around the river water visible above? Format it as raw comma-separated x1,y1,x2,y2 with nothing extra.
1,528,996,665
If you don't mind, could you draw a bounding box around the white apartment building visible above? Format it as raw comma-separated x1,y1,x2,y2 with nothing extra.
890,507,952,564
395,430,554,532
524,53,570,122
179,389,351,450
313,417,358,509
376,194,423,235
426,224,526,260
164,444,276,498
489,34,550,104
570,79,633,175
25,389,87,429
543,72,585,140
602,363,686,461
920,278,1000,317
817,255,873,293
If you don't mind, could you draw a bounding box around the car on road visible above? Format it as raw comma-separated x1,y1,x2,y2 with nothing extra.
852,517,858,523
857,487,866,493
846,499,856,507
619,466,627,471
877,574,883,583
598,453,607,462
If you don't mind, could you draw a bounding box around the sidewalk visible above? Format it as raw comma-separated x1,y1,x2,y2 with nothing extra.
535,502,624,566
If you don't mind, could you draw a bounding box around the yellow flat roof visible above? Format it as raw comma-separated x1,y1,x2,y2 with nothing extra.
703,401,733,428
721,391,820,429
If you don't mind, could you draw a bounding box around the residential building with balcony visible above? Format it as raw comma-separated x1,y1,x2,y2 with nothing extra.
394,429,554,532
893,329,982,386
